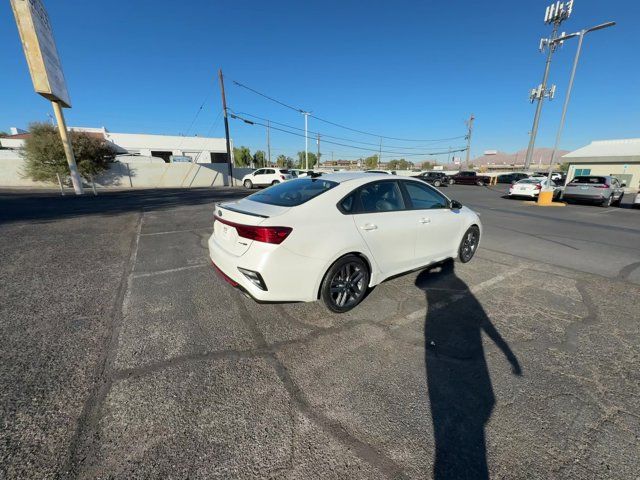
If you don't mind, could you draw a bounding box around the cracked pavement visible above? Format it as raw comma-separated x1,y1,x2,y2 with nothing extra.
1,186,639,479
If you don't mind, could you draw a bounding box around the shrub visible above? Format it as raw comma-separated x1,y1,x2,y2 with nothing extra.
22,123,115,183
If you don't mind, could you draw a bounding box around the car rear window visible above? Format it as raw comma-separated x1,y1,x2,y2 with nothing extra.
570,176,607,184
279,169,290,174
248,178,338,207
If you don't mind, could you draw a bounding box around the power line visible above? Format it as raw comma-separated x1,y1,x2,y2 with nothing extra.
229,112,466,157
229,77,466,143
229,110,463,149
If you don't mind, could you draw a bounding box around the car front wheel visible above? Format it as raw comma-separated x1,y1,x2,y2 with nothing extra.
449,179,455,185
321,255,369,313
458,226,480,263
433,180,442,187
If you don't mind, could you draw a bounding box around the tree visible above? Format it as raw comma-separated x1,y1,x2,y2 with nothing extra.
559,162,570,173
363,154,379,169
387,159,399,170
22,123,115,183
253,150,266,167
233,146,252,167
276,155,294,168
296,151,318,169
421,161,434,171
396,159,412,170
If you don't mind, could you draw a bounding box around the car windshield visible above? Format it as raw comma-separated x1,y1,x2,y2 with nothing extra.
570,176,607,184
248,178,338,207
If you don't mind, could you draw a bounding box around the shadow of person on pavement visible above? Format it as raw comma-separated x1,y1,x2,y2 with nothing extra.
415,259,522,480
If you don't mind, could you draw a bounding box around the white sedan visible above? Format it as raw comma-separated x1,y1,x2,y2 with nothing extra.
209,173,482,312
508,177,559,199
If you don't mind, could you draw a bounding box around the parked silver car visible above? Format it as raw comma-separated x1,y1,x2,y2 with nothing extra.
563,175,626,207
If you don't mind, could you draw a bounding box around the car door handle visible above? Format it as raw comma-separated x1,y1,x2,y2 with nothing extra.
360,223,378,231
419,218,431,224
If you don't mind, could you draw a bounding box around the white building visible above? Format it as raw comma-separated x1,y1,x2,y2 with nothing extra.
562,138,640,190
1,126,231,164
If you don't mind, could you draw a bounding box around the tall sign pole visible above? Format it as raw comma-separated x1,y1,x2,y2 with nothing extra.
11,0,83,195
218,69,234,186
524,0,574,171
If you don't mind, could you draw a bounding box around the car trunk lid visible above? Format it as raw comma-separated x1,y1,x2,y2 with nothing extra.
213,199,290,256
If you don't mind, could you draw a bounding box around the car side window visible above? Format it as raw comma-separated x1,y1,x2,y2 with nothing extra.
254,169,264,175
358,181,405,213
266,169,275,174
403,181,448,209
339,193,356,214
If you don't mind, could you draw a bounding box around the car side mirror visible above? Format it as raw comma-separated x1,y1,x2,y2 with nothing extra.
450,200,463,210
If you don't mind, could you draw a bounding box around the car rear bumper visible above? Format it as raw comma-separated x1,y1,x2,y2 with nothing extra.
563,193,605,202
208,233,326,302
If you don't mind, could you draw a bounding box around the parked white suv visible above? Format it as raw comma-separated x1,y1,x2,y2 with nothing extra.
242,168,293,189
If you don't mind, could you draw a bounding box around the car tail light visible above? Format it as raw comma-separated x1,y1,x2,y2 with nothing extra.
215,216,292,244
280,175,285,180
535,184,542,190
594,184,610,189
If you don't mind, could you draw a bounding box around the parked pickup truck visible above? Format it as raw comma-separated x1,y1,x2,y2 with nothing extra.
450,171,491,186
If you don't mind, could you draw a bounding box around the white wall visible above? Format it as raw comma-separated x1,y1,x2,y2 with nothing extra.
0,156,252,189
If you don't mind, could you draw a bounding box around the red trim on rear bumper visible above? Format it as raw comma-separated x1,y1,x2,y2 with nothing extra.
211,260,238,287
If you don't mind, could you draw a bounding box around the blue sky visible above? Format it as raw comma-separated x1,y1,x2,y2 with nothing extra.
1,0,638,163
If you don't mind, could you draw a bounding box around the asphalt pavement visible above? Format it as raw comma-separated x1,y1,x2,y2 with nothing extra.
1,186,639,479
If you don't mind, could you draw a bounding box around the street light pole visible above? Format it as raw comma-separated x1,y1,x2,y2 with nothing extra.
544,21,615,197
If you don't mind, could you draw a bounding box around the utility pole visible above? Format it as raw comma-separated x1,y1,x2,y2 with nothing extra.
378,137,383,168
266,120,271,167
316,133,321,169
465,114,474,168
524,0,575,170
218,68,234,186
302,111,310,170
543,21,615,202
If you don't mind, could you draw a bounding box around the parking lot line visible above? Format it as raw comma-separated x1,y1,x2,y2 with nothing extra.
398,265,525,325
131,263,209,279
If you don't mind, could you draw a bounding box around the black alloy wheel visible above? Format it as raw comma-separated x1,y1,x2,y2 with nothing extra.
458,226,480,263
321,255,369,313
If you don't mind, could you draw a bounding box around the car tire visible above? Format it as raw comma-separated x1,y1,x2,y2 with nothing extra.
449,179,455,185
614,193,624,206
601,195,612,208
271,180,280,186
243,180,253,189
476,180,484,186
320,255,370,313
433,180,441,187
458,225,480,263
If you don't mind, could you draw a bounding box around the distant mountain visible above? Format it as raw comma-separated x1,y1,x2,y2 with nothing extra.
472,147,569,167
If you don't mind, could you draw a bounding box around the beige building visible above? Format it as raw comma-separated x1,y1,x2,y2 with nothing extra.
562,138,640,190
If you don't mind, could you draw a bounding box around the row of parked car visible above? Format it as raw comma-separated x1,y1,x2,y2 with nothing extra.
241,168,639,209
411,170,635,208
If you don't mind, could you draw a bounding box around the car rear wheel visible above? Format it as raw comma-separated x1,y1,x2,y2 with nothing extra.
458,226,480,263
601,195,613,208
476,180,484,186
243,180,253,189
271,180,280,186
321,255,369,313
433,180,442,187
613,193,624,206
449,179,455,185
